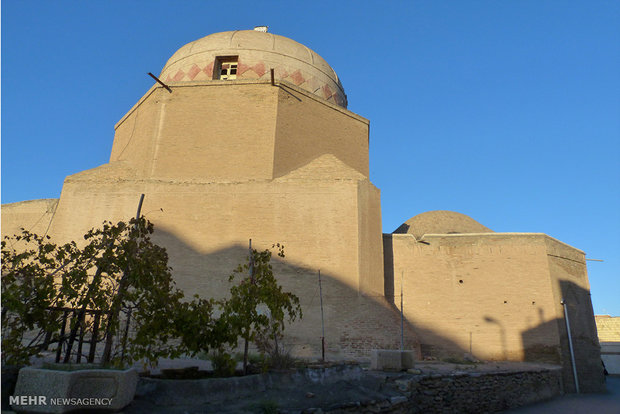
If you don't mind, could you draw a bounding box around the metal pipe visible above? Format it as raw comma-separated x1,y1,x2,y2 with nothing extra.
400,270,404,351
318,270,325,361
135,194,145,221
249,239,254,282
561,299,580,393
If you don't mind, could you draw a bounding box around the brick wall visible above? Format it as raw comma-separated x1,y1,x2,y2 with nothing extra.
5,82,386,360
1,199,58,239
385,232,605,392
386,233,560,360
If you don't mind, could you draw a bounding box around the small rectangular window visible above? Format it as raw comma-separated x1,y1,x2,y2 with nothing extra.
214,56,238,80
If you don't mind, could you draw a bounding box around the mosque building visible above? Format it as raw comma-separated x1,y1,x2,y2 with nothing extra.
1,28,604,392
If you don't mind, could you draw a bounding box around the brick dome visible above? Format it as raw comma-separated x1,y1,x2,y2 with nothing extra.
393,210,494,238
160,30,347,108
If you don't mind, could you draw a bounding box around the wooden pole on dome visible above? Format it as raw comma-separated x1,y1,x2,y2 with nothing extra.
148,72,172,93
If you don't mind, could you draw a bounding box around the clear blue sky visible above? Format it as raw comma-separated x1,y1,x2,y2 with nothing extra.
2,1,619,315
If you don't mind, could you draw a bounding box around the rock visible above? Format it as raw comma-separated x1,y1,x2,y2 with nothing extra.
463,353,479,363
395,379,412,391
370,349,416,371
11,367,138,413
390,395,408,405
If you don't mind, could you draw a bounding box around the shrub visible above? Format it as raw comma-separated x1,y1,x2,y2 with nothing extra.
221,244,302,373
210,349,237,377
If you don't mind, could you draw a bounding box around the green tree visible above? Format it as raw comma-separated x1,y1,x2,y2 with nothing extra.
1,218,198,367
172,295,235,360
1,231,69,365
222,244,302,373
2,223,302,375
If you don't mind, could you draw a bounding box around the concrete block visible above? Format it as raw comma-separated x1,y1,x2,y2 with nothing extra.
601,342,620,375
401,350,416,369
370,349,416,371
11,367,138,413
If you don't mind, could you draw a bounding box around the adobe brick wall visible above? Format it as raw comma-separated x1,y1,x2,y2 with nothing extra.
2,81,601,378
544,237,604,392
273,83,368,178
385,233,559,360
111,83,279,181
4,82,387,360
43,174,389,359
384,232,604,392
110,81,368,182
1,199,58,239
596,315,620,341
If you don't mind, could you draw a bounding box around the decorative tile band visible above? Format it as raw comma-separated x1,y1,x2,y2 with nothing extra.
163,59,347,108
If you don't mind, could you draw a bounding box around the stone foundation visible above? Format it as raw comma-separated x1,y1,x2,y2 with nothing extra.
374,368,563,413
132,363,563,413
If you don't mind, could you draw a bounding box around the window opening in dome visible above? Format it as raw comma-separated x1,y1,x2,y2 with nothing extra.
214,56,238,80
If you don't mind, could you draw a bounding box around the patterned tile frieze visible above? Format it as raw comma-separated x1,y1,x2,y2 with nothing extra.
163,58,347,108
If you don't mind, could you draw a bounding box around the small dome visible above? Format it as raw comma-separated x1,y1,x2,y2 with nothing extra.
160,30,347,108
393,210,494,238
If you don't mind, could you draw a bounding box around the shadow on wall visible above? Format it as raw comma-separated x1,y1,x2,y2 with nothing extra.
522,280,605,393
383,236,470,359
384,232,604,393
483,316,508,361
149,226,470,361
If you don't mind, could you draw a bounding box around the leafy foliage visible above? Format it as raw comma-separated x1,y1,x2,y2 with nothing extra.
210,349,237,377
2,221,302,374
1,218,191,366
222,244,302,372
1,231,66,365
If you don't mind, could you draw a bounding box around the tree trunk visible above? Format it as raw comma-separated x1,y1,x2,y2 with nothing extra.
63,267,103,363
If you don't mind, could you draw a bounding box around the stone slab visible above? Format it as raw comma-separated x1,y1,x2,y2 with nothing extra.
11,367,138,413
370,349,416,371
